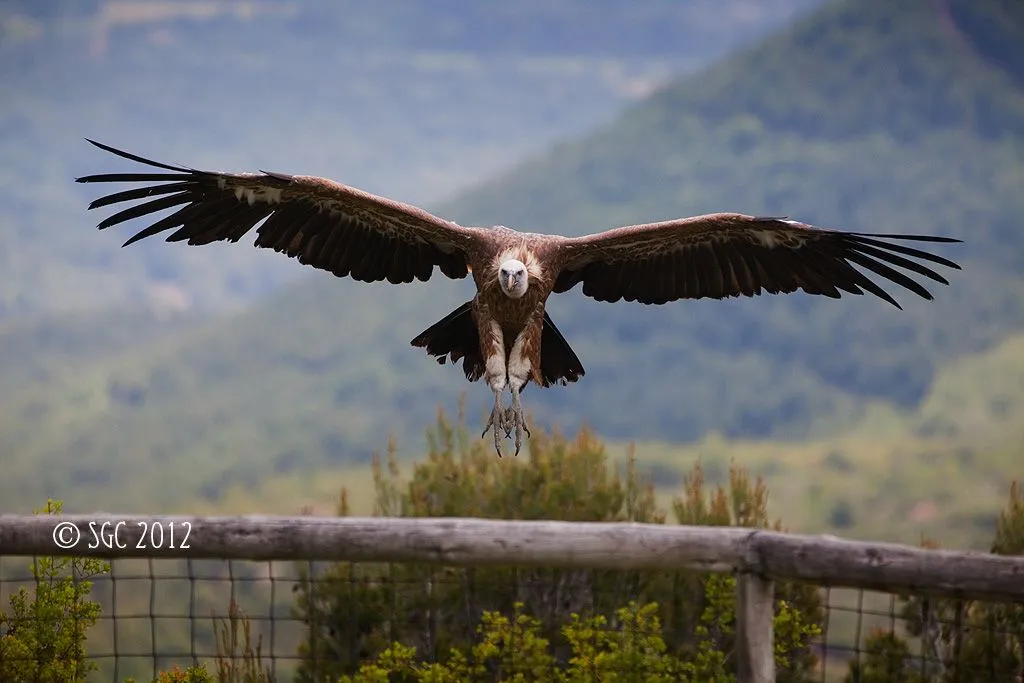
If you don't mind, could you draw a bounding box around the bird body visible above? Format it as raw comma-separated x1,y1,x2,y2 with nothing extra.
78,140,962,456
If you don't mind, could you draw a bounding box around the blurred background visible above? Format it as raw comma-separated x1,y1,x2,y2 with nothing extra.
1,0,1022,550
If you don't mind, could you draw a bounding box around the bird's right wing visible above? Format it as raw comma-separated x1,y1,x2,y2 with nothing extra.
77,140,486,284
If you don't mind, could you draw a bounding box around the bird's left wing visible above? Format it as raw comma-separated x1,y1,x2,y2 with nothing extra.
77,140,484,284
552,213,961,309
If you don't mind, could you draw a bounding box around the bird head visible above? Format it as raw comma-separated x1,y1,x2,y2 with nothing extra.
498,259,529,299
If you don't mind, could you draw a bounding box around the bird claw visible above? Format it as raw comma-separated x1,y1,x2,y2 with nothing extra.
482,400,529,457
482,403,510,457
502,406,516,438
506,405,529,457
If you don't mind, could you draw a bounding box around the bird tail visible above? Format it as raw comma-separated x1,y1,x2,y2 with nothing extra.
410,302,585,389
411,301,485,382
537,310,585,389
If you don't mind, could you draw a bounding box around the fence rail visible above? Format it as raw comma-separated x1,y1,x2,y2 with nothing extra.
2,515,1023,601
2,515,1024,682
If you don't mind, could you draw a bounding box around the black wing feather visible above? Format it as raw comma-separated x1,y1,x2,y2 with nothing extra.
555,214,961,308
78,139,479,285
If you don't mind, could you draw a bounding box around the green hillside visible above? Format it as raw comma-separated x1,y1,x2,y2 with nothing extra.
0,306,198,398
628,330,1024,549
4,0,1024,516
8,329,1017,552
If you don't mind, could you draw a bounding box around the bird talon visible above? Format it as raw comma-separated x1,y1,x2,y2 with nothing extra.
508,403,528,457
483,399,506,457
502,405,516,438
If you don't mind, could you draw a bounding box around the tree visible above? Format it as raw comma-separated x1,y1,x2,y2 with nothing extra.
0,500,109,683
291,406,824,681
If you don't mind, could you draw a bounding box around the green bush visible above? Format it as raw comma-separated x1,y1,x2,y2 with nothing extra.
129,664,215,683
292,410,824,682
0,499,109,683
338,597,813,682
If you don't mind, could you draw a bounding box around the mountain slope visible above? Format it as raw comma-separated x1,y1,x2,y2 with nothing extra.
4,0,1024,512
622,331,1024,550
0,306,200,398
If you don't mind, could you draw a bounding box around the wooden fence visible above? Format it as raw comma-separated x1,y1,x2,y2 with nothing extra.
2,515,1024,682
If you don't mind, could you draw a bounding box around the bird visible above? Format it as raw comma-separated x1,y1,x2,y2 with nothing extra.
77,139,962,457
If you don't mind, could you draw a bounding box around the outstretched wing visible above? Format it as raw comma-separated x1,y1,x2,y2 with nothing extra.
77,139,483,284
552,213,961,309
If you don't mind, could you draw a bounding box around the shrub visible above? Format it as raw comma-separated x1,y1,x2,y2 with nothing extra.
148,664,215,682
0,499,109,683
338,599,739,682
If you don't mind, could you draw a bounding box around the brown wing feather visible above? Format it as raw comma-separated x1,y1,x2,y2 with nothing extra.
77,139,483,283
553,213,962,309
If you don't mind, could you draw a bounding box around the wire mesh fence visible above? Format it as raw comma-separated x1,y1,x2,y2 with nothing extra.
1,516,1023,682
816,586,1024,682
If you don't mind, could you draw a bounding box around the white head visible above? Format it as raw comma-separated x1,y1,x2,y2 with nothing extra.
498,258,529,299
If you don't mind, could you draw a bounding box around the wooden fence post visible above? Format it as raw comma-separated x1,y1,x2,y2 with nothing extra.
736,572,775,683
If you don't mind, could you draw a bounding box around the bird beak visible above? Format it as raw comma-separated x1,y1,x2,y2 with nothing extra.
506,274,517,291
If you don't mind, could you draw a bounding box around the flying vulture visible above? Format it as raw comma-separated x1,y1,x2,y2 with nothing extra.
77,140,962,457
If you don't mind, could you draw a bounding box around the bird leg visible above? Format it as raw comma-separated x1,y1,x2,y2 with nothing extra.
481,388,509,457
505,382,530,457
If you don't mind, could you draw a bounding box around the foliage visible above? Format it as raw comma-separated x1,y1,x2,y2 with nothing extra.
292,410,824,681
844,629,928,683
336,597,818,682
3,330,1022,564
121,601,272,683
845,480,1024,682
123,664,215,683
0,499,110,683
213,601,274,683
336,601,668,681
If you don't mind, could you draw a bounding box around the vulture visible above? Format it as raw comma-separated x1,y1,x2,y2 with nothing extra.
77,140,962,456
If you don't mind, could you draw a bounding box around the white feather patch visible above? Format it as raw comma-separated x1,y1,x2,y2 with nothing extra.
495,248,520,267
232,186,284,205
485,321,507,392
496,247,544,281
507,333,531,389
